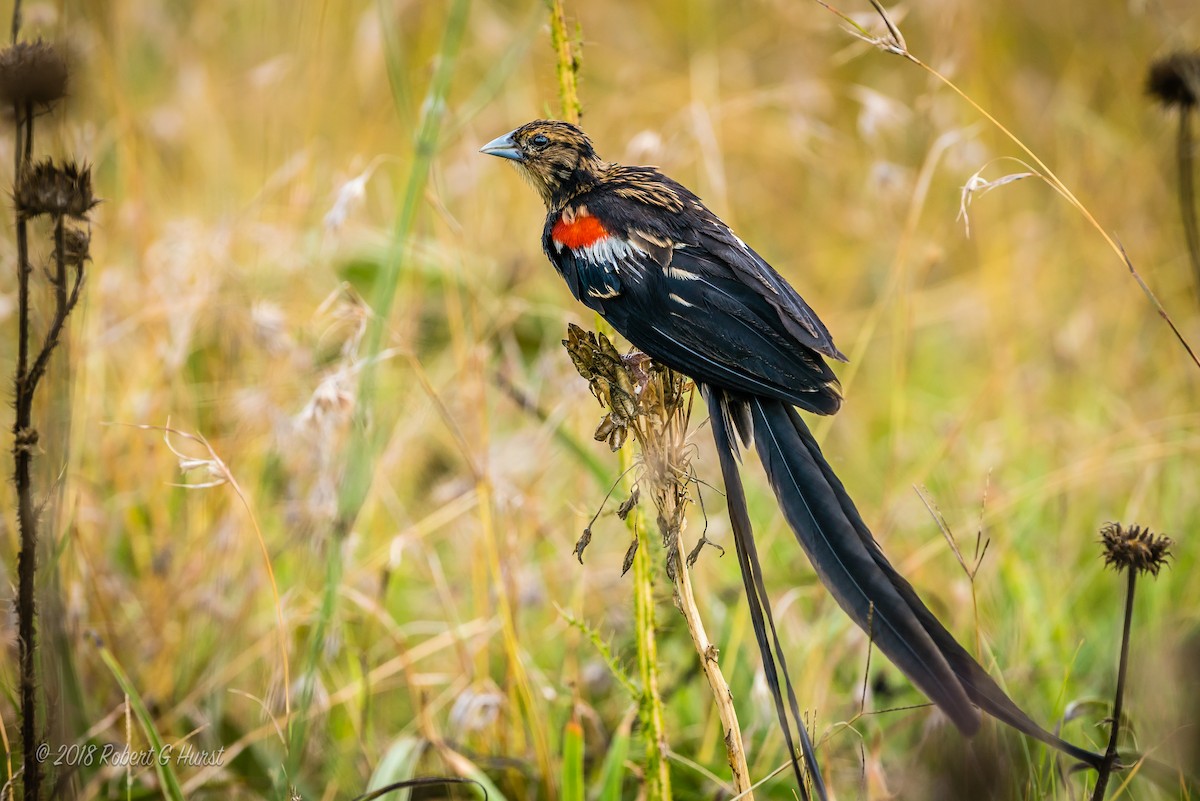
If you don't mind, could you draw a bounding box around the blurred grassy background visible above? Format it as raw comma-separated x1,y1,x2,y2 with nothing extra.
1,0,1199,798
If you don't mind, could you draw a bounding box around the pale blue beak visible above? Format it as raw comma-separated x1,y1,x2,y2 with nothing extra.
479,130,523,161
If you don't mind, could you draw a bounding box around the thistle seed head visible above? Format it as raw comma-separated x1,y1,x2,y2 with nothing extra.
1100,522,1173,577
15,159,98,220
1147,52,1200,110
54,225,92,267
0,39,67,108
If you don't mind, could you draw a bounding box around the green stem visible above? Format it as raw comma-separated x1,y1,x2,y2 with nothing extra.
544,0,581,124
338,0,470,524
286,1,471,795
281,539,343,797
630,499,671,800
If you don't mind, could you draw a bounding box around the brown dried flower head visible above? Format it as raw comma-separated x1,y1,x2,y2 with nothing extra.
53,225,92,267
15,159,98,220
563,323,636,450
561,323,691,452
1147,52,1200,110
0,39,67,108
1100,522,1173,577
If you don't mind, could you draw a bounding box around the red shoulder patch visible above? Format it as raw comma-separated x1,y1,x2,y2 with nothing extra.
552,212,609,249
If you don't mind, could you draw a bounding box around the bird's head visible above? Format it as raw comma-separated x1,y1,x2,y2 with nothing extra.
480,120,605,208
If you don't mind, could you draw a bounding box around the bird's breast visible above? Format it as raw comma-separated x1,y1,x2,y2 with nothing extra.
551,207,611,251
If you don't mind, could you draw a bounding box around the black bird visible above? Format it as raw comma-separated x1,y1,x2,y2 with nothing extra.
481,119,1104,793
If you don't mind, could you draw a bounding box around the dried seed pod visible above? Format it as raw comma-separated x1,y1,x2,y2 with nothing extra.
607,374,638,422
573,527,592,563
616,487,640,520
563,323,597,380
621,536,639,576
593,413,618,443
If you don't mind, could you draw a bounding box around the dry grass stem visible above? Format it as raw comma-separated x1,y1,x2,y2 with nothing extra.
672,536,754,796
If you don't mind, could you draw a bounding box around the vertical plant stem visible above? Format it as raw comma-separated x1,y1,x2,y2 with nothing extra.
13,103,27,395
1176,109,1200,299
281,532,343,797
54,217,65,315
544,0,581,124
1091,569,1136,800
15,404,38,801
339,0,469,524
546,2,673,794
630,505,671,801
12,93,41,801
670,535,751,797
22,100,30,163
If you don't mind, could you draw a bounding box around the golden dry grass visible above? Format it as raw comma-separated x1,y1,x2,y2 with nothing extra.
1,0,1198,798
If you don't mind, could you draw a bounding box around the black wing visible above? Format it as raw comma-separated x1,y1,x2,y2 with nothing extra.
545,175,845,416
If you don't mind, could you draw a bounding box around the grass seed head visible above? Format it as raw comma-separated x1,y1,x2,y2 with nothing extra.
1100,522,1173,577
0,39,67,109
1147,52,1200,110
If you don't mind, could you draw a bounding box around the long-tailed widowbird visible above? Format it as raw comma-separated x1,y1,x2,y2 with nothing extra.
481,119,1105,794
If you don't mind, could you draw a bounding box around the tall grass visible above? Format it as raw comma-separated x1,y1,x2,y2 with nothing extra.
1,1,1196,799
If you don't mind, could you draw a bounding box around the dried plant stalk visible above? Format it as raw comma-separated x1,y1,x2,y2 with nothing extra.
4,22,83,800
671,525,753,795
564,324,752,796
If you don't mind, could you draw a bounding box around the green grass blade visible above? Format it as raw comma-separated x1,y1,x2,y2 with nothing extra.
366,736,428,801
594,709,634,801
561,716,584,801
456,760,507,801
96,644,185,801
335,0,470,548
284,540,342,796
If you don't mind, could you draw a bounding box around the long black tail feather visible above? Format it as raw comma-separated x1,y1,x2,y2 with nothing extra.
705,387,827,800
746,395,1107,769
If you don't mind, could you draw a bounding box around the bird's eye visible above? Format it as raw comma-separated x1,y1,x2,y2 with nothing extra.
530,134,550,149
